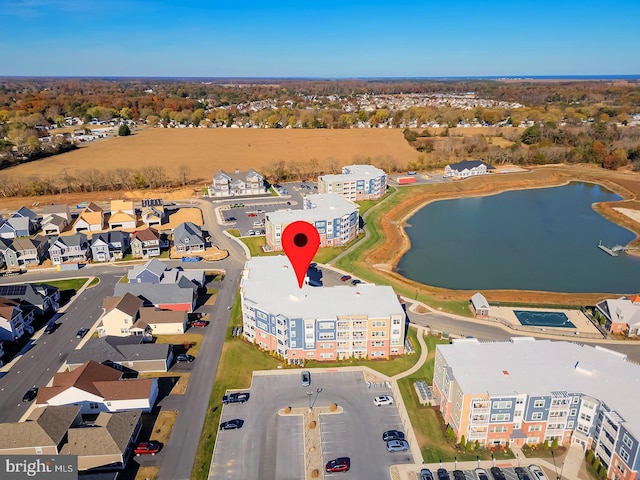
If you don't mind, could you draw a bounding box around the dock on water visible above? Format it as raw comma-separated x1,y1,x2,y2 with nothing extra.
597,241,619,256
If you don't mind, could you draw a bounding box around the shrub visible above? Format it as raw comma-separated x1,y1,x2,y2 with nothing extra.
460,435,466,450
118,124,131,136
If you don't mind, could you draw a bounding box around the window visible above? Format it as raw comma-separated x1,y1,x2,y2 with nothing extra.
516,398,524,405
620,449,630,463
532,412,543,420
491,426,508,433
319,343,334,349
120,328,129,334
534,400,545,408
491,413,510,422
527,437,539,444
124,318,128,324
318,322,333,330
573,396,580,404
529,425,542,432
372,321,386,327
90,402,99,409
371,331,386,337
570,409,577,416
318,332,334,340
493,401,513,409
580,413,592,422
567,421,574,429
623,433,633,448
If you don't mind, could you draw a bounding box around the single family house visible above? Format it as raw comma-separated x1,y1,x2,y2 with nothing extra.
208,168,265,197
173,221,205,253
48,233,89,265
130,228,161,259
90,231,131,262
97,293,143,338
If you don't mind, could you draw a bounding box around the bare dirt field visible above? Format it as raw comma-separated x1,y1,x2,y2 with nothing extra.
3,128,421,182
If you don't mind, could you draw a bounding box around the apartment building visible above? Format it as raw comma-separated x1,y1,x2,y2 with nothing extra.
265,194,359,251
240,256,405,362
318,164,387,201
433,338,640,480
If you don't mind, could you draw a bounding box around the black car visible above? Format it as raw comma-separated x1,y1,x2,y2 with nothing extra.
420,469,435,480
437,469,451,480
22,387,38,402
452,471,466,480
490,466,506,480
225,216,236,222
382,430,405,442
351,279,362,285
76,328,88,338
515,467,531,480
176,354,195,363
44,323,57,334
219,419,244,430
222,392,250,404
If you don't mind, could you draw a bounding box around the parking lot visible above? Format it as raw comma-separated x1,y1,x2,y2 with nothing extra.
416,464,553,480
210,371,413,480
213,181,325,236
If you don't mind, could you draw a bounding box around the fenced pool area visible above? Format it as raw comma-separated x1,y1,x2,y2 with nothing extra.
513,310,577,328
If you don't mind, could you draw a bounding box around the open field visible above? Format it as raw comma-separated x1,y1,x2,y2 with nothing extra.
3,128,421,180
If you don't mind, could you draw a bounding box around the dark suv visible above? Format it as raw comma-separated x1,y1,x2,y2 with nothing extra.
222,392,250,404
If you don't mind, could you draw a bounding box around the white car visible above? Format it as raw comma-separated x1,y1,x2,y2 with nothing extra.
528,465,548,480
373,395,394,406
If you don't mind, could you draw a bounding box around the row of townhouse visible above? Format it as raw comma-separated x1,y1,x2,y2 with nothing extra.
208,168,266,197
444,160,495,178
318,164,387,201
433,337,640,480
0,201,168,240
265,194,360,251
240,256,405,362
0,221,204,268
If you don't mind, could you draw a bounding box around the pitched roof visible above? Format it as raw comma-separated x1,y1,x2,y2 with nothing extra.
64,410,141,456
447,159,495,171
15,206,38,220
5,216,30,232
94,378,155,401
128,258,167,281
470,292,489,309
132,228,159,242
42,214,67,228
51,233,87,248
0,405,81,450
108,211,136,223
173,221,204,245
114,283,194,307
66,336,170,365
137,307,187,327
41,204,70,218
78,211,103,226
102,292,143,317
110,200,134,212
85,202,103,213
37,361,123,403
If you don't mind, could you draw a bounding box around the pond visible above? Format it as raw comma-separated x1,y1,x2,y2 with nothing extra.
397,182,640,293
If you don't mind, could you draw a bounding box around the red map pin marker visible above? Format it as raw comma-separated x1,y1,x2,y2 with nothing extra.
282,221,320,288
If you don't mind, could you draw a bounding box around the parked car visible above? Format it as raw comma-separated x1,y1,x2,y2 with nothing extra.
340,275,352,282
22,387,38,402
76,328,88,338
44,323,57,334
351,279,362,285
176,354,195,363
373,395,394,406
247,212,258,217
222,392,250,404
515,467,532,480
225,216,236,222
219,419,244,430
134,441,161,455
453,471,466,480
420,469,435,480
528,465,548,480
437,469,451,480
382,430,405,442
325,457,350,473
301,370,311,387
257,209,265,214
490,466,506,480
190,320,209,327
386,439,409,452
475,468,490,480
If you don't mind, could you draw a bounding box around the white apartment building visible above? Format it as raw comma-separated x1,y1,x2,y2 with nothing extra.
318,164,387,201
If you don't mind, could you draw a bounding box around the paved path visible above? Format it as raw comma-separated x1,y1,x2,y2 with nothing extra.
392,326,427,381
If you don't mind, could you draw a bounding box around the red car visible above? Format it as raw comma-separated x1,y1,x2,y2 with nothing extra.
326,457,350,473
247,213,258,217
134,441,161,456
340,275,352,282
190,320,209,327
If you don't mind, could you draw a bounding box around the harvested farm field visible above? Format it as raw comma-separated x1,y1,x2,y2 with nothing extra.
3,128,421,181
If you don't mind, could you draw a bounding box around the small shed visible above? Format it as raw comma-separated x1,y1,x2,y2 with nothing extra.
470,292,490,318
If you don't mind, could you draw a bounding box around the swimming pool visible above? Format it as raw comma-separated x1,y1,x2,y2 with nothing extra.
513,310,577,328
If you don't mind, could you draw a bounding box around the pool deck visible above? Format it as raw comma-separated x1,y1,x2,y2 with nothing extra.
489,306,602,338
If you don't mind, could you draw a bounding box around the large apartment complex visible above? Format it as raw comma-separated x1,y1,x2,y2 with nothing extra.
318,164,387,201
433,338,640,480
265,194,359,251
240,256,405,362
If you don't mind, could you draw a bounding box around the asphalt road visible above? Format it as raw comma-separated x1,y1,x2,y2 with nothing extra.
0,268,120,422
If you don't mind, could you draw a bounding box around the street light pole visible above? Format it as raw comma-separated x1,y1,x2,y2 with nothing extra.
551,450,559,480
310,387,323,410
307,391,313,411
477,456,480,468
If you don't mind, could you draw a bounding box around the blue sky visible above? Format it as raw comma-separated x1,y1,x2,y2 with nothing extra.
1,0,639,77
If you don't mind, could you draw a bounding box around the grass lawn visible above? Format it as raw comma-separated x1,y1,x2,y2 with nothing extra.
138,372,191,395
191,290,283,480
226,228,241,237
88,277,100,287
134,466,159,480
306,326,422,377
240,235,352,264
37,278,89,293
356,186,395,217
154,333,203,357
